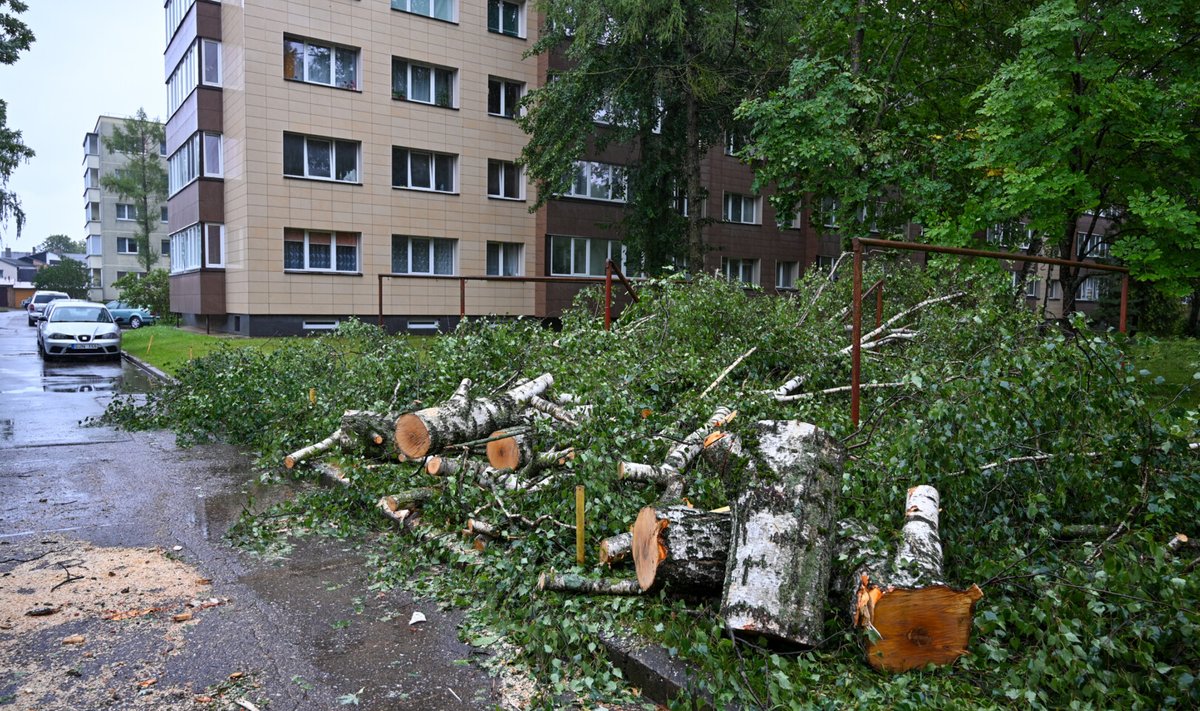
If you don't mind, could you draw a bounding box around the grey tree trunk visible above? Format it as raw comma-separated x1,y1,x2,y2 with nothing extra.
721,421,844,647
632,506,732,593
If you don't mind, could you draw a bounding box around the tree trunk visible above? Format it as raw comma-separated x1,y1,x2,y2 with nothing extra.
394,374,553,458
632,506,732,593
721,421,844,648
538,570,643,596
486,430,533,470
285,430,353,469
855,486,984,673
600,532,633,566
618,406,734,504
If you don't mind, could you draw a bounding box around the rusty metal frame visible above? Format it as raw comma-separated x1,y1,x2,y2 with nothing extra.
850,237,1131,427
378,260,640,332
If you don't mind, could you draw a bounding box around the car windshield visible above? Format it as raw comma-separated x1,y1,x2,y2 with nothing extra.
35,294,64,304
48,306,113,323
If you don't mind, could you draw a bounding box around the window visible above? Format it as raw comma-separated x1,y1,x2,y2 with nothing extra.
723,193,759,224
815,255,836,271
84,133,99,155
170,224,202,273
1046,280,1062,300
392,147,456,192
165,0,195,42
988,223,1032,249
550,235,623,276
117,237,139,254
821,197,839,228
391,236,457,275
392,0,455,22
487,242,523,276
161,206,169,223
488,77,522,118
564,162,627,202
283,37,359,90
159,139,167,157
487,160,522,199
168,134,199,194
86,235,102,256
115,204,139,221
285,133,361,182
161,239,171,256
167,41,197,116
201,39,221,86
86,202,100,221
392,58,456,107
725,132,747,156
205,224,225,268
284,229,360,273
85,167,99,188
1077,276,1103,302
203,133,223,178
776,261,798,290
722,258,758,285
1012,272,1038,298
1079,232,1109,258
488,0,523,37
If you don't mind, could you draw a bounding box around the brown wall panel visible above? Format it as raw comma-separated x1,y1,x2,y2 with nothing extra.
170,269,225,315
165,88,222,155
167,179,224,234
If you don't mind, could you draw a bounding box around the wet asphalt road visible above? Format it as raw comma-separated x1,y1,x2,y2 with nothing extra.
0,309,503,709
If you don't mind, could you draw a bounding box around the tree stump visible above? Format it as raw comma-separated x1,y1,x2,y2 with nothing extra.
721,421,844,647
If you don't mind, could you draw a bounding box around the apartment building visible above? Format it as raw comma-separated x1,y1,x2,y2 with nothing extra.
164,0,837,335
83,116,171,301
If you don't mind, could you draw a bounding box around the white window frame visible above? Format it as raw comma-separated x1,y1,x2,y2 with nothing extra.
202,132,223,178
165,0,196,43
391,0,456,22
1076,276,1103,302
168,134,199,195
283,36,360,90
167,41,198,117
161,206,169,223
284,229,361,273
205,224,225,268
284,133,361,183
391,235,458,275
722,257,759,285
392,147,458,193
116,236,139,254
564,161,627,202
115,204,139,222
487,0,525,38
775,261,798,290
487,160,522,200
169,224,202,274
723,193,760,225
549,235,624,277
486,241,524,276
201,39,222,87
822,197,839,228
1079,232,1110,258
1047,280,1062,300
86,235,102,257
392,57,457,108
488,77,523,118
725,132,746,156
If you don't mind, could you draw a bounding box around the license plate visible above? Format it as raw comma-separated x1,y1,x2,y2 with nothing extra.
72,343,100,350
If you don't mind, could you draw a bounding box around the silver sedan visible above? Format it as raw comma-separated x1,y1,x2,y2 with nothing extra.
36,300,123,361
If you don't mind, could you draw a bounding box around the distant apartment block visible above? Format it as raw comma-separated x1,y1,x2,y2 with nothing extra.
83,115,171,301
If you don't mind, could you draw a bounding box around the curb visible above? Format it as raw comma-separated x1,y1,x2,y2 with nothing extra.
599,634,716,709
122,351,177,384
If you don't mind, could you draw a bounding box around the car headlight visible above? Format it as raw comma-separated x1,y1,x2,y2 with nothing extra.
97,331,120,341
47,332,72,340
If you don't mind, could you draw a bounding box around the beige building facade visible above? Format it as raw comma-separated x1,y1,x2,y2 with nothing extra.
166,0,540,335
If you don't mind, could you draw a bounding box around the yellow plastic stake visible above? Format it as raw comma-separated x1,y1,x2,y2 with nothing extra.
145,334,154,356
309,388,316,405
575,485,586,565
188,346,194,361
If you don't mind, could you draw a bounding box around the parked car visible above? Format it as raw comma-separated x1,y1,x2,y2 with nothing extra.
36,300,122,361
104,300,157,329
26,290,70,327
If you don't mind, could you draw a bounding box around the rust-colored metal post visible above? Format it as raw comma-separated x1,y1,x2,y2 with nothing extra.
377,274,384,328
459,277,466,319
1119,274,1129,333
875,282,883,329
604,259,613,331
851,240,863,428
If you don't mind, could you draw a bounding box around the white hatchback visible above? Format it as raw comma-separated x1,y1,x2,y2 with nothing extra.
36,300,123,361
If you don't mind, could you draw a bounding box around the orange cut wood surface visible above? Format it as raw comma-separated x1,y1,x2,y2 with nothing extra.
632,507,665,591
865,584,983,672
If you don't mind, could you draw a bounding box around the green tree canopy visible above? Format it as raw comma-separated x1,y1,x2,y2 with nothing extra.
33,259,89,298
520,0,800,271
101,109,167,272
0,0,34,238
36,234,85,255
112,269,170,322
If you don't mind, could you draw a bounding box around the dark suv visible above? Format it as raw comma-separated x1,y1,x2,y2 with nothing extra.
27,291,70,327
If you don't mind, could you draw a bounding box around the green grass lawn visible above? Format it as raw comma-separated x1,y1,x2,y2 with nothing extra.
121,325,435,376
1126,337,1200,411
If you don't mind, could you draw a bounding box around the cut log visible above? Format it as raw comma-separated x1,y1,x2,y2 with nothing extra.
721,421,844,648
486,430,532,470
618,406,734,504
599,532,632,566
425,456,487,480
379,486,440,511
832,519,889,622
340,410,397,446
632,506,732,593
466,518,511,540
394,373,553,459
856,486,984,673
284,429,353,469
538,570,643,596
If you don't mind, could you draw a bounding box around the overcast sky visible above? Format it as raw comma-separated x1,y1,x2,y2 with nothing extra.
1,0,164,253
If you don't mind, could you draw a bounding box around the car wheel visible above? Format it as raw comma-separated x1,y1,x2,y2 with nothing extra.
28,318,35,327
129,316,143,329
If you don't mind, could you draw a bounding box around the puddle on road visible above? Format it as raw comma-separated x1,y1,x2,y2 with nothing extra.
197,463,311,543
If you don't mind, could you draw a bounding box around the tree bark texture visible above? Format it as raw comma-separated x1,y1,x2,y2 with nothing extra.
284,429,353,469
618,406,734,504
395,374,553,458
721,421,844,648
538,570,643,596
632,505,732,593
